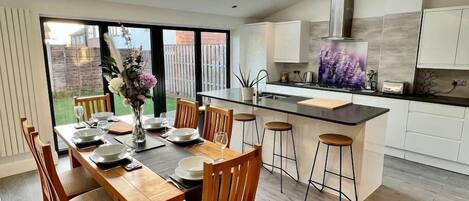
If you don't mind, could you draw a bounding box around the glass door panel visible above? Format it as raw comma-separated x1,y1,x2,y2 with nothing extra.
163,30,196,115
107,26,154,116
201,32,228,103
44,22,103,150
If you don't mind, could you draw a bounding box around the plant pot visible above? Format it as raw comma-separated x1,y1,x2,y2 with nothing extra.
241,87,254,101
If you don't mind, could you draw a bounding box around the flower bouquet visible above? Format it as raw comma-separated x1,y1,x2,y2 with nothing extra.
101,28,156,143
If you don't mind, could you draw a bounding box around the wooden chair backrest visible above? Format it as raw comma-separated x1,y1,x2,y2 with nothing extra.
74,93,112,120
20,118,52,201
33,132,69,201
202,145,262,201
202,105,233,147
174,98,199,129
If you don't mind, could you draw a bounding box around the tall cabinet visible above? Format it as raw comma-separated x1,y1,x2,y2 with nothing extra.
418,6,469,70
239,23,280,81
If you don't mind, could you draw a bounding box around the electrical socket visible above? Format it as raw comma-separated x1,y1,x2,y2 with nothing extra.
453,79,467,86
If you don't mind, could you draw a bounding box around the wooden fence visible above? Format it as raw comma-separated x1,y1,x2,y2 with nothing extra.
164,44,227,100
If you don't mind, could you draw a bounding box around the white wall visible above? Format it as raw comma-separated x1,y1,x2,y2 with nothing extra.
0,0,248,178
423,0,469,9
264,0,423,22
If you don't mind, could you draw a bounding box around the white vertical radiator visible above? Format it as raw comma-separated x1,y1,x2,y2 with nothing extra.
0,7,39,157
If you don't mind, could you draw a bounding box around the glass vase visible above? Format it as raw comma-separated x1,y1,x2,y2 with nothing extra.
131,104,145,143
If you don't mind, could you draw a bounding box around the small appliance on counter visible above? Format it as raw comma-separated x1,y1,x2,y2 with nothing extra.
382,81,406,95
280,72,289,83
303,71,314,83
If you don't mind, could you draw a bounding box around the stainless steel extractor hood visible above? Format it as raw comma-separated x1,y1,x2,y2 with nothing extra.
324,0,354,40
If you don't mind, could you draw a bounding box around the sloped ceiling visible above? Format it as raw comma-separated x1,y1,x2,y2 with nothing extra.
100,0,302,18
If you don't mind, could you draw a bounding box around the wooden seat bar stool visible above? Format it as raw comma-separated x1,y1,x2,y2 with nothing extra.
233,113,260,153
261,121,299,193
304,134,358,201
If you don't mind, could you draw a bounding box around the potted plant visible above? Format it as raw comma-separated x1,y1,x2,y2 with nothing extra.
233,67,262,101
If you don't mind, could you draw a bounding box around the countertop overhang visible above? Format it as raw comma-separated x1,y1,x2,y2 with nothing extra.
198,89,389,126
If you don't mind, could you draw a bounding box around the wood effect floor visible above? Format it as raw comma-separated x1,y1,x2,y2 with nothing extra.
1,155,469,201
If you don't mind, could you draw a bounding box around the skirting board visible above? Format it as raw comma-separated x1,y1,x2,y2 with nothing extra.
0,155,36,178
405,151,469,175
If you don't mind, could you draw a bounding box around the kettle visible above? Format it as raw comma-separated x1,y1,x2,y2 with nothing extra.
303,71,314,83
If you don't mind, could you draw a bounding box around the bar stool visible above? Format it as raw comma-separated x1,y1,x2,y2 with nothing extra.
304,134,358,201
261,121,299,193
234,113,260,153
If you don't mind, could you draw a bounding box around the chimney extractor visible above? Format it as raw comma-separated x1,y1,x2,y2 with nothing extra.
326,0,354,40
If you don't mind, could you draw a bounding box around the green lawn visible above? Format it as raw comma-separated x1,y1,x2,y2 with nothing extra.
53,96,176,125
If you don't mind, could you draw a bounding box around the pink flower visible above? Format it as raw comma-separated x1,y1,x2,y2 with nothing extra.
139,73,157,89
122,98,130,107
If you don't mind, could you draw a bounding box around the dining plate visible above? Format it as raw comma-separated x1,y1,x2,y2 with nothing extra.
175,166,203,181
178,156,213,175
167,133,200,143
73,128,102,141
90,151,131,164
71,135,104,144
169,128,198,140
143,123,166,131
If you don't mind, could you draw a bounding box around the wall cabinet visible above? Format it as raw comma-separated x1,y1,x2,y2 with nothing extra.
273,21,309,63
418,7,469,70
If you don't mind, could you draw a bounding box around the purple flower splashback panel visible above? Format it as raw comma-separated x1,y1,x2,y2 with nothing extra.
318,41,368,89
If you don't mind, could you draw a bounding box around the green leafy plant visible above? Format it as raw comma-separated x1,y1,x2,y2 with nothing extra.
233,66,265,88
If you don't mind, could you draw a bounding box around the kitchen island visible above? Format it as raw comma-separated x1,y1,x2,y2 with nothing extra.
198,89,389,201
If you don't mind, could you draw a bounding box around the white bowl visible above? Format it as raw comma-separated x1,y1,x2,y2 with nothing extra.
171,128,197,140
144,118,165,128
93,144,127,160
178,156,213,176
92,112,114,121
73,128,101,141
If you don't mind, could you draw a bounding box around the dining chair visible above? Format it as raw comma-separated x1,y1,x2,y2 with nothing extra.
74,93,112,120
20,118,101,200
202,105,233,146
174,98,199,129
32,131,113,201
202,144,262,201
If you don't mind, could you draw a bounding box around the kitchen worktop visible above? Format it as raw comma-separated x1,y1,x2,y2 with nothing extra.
198,89,389,126
268,81,469,107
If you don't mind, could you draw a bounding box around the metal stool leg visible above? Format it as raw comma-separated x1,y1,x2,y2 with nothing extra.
272,131,276,173
339,146,343,201
255,119,260,144
350,146,358,201
290,129,300,181
304,141,321,201
321,145,330,191
280,131,283,193
241,122,245,153
261,128,266,144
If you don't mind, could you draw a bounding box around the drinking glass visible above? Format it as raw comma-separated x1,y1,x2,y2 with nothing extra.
97,120,109,136
214,132,228,162
73,106,84,126
160,112,167,125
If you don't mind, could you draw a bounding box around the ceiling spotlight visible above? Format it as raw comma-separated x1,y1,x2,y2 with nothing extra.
232,5,238,8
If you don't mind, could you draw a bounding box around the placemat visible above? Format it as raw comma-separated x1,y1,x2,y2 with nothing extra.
169,174,202,190
108,122,132,135
114,134,165,153
73,139,105,149
89,156,132,170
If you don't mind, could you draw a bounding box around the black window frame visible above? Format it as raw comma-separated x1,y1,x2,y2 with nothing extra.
40,17,230,154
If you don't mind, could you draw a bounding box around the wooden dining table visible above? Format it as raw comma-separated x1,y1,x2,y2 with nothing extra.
54,117,241,201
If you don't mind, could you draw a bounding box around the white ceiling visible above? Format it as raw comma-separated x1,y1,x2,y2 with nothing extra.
100,0,302,18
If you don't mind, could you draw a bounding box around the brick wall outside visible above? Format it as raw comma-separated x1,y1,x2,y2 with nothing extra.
48,45,152,98
175,31,226,45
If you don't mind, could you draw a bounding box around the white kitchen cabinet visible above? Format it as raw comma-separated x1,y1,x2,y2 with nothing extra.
456,9,469,65
418,6,469,70
273,21,309,63
240,23,281,82
353,95,409,150
405,132,460,161
407,112,464,140
458,108,469,164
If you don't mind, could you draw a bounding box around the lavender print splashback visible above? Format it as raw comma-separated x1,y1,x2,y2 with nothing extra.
319,41,368,89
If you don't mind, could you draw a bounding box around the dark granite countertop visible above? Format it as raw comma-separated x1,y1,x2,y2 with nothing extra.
198,89,389,126
268,81,469,107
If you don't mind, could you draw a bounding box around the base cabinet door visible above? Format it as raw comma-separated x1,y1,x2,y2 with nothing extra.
353,95,409,149
459,108,469,164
